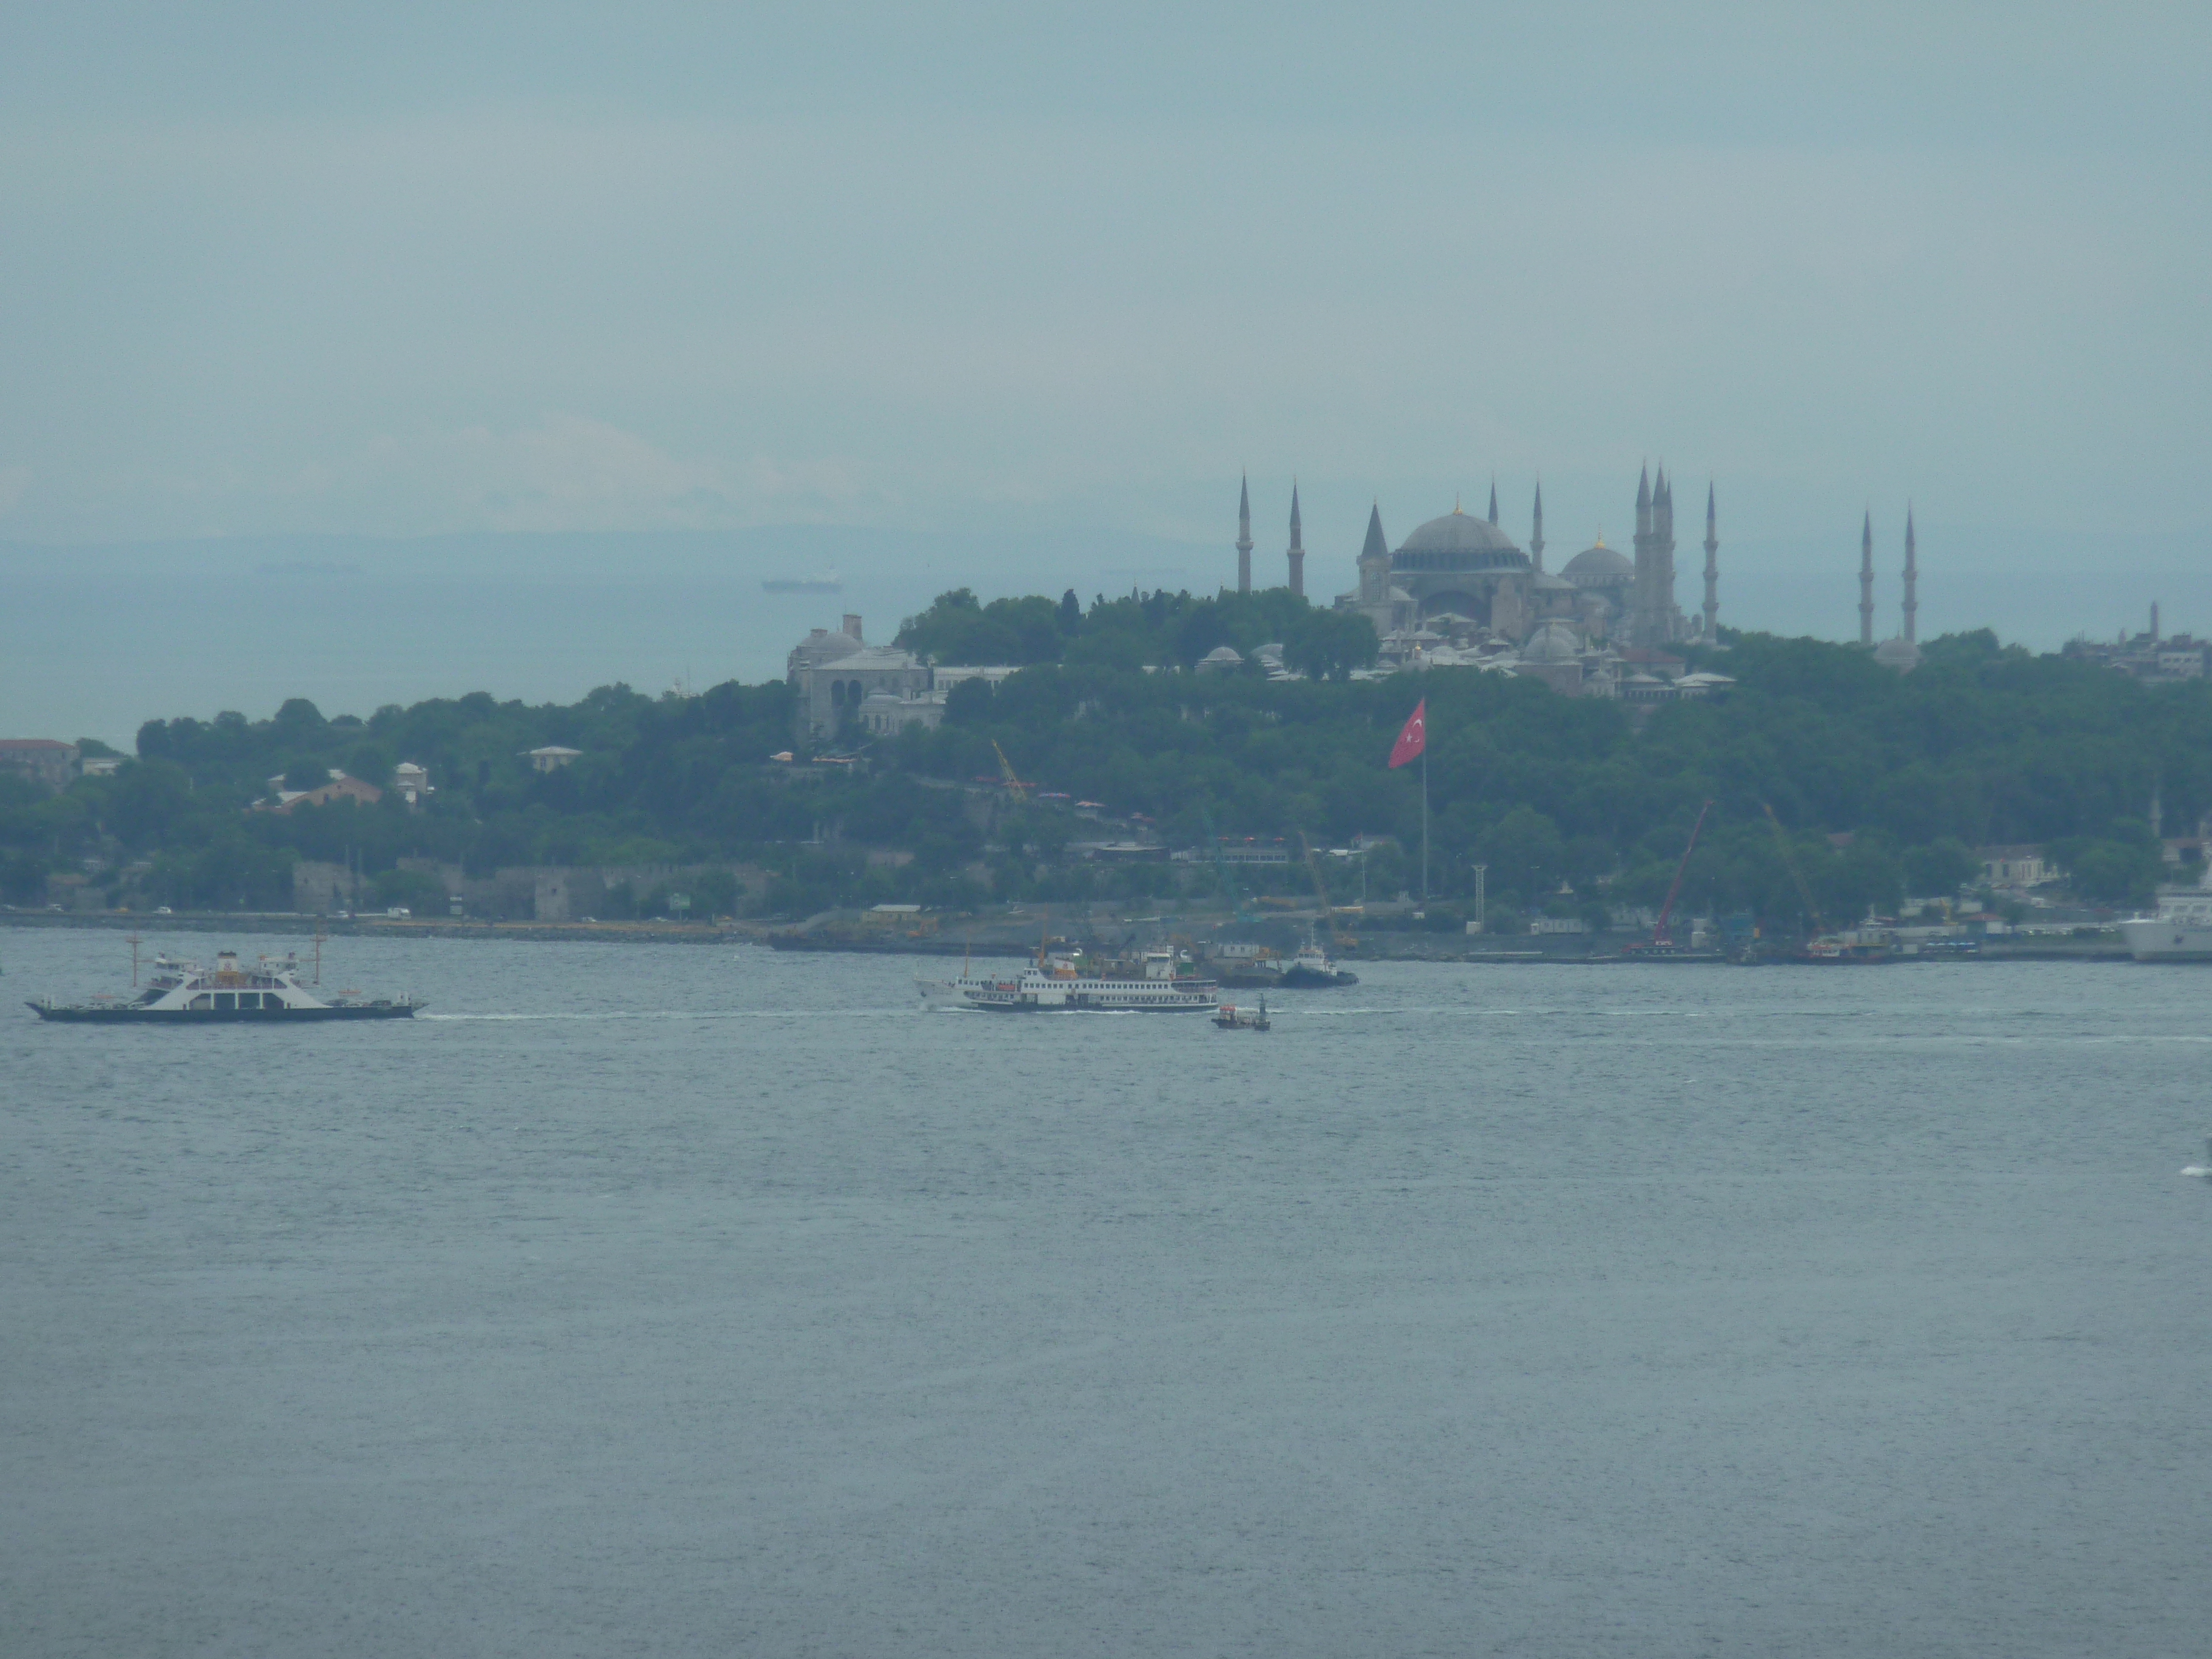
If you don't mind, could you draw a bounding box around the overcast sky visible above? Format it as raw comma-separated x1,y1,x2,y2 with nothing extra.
2,3,2207,663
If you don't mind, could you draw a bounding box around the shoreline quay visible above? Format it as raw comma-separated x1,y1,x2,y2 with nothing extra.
2,911,2136,961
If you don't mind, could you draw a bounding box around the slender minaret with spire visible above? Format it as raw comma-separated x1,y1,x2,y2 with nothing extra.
1287,482,1305,599
1357,502,1390,607
1858,511,1875,646
1236,473,1253,594
1529,481,1546,572
1655,468,1676,637
1903,506,1918,645
1632,464,1654,642
1487,480,1499,525
1702,482,1719,638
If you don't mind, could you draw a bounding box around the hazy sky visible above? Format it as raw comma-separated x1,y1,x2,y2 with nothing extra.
2,4,2208,664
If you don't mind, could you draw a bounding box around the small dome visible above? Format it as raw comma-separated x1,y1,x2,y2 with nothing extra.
1196,645,1245,673
1532,571,1577,591
1520,620,1583,663
1873,636,1922,672
787,627,863,675
1563,543,1634,586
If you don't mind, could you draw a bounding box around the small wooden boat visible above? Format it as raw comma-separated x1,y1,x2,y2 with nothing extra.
1212,997,1270,1031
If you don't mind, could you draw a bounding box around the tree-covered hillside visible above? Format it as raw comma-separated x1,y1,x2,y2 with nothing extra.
3,601,2202,923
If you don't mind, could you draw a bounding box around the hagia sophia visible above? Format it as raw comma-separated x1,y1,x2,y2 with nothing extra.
783,466,1935,738
1267,466,1727,699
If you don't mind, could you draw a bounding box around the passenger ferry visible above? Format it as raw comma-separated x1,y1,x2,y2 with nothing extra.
28,949,421,1023
2119,892,2212,962
918,947,1218,1013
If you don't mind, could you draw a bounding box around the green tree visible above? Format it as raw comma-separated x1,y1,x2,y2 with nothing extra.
1903,837,1979,897
1282,608,1380,681
1476,806,1565,904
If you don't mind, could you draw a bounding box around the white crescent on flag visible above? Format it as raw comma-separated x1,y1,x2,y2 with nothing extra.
1389,699,1427,768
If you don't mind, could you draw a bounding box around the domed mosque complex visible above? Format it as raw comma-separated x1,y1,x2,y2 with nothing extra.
777,470,1939,740
1321,467,1732,700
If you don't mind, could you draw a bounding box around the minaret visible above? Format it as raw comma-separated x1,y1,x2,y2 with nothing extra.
1655,468,1676,639
1236,472,1253,594
1358,503,1390,606
1701,481,1719,638
1487,480,1499,525
2151,600,2160,644
1632,464,1654,643
1902,506,1918,645
1858,511,1874,646
1529,481,1546,572
1287,482,1305,599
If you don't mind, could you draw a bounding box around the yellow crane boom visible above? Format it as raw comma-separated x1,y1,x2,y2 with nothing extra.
992,740,1033,800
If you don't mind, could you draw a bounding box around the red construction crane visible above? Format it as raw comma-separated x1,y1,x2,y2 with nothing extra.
1651,798,1714,947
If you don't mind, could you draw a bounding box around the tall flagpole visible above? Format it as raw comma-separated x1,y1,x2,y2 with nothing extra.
1421,749,1429,905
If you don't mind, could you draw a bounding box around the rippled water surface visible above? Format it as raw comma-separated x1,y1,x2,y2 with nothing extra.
5,929,2210,1657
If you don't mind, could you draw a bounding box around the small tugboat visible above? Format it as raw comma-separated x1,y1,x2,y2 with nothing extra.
28,949,421,1023
1212,996,1270,1031
1206,936,1358,989
1274,938,1358,988
918,945,1218,1013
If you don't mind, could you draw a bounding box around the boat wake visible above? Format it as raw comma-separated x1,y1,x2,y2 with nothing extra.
419,1008,925,1022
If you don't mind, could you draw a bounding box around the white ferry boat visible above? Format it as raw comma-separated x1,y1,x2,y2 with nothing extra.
2119,893,2212,962
29,949,421,1023
918,947,1218,1013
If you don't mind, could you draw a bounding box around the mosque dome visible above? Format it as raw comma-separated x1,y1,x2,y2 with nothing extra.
1394,509,1529,572
787,626,864,677
1520,620,1583,663
1563,542,1634,586
1873,635,1922,673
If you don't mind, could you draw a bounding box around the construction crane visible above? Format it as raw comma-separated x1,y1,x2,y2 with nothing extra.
1649,799,1714,947
991,740,1034,802
1761,800,1825,936
1297,830,1344,948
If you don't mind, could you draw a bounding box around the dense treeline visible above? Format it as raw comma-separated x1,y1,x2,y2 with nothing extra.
896,586,1381,680
1,612,2200,923
904,628,2192,924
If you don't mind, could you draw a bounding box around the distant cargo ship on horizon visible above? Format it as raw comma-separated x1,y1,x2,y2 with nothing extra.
762,571,843,594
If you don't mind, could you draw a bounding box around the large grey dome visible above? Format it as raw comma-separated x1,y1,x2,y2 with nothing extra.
1562,542,1634,586
1393,508,1529,574
1399,509,1521,555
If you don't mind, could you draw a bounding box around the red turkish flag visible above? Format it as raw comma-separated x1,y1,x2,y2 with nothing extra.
1387,698,1427,768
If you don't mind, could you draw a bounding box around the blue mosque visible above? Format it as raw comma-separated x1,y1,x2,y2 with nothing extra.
1234,467,1718,654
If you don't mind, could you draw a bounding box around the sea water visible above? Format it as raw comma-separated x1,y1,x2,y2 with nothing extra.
4,928,2208,1657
